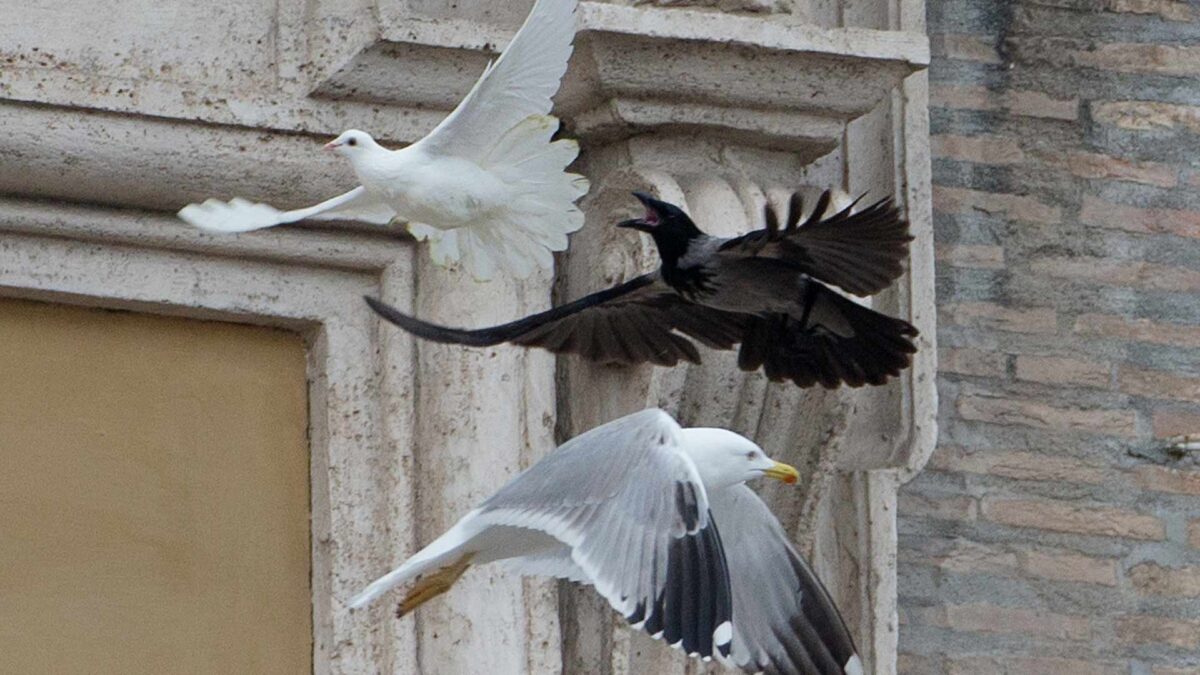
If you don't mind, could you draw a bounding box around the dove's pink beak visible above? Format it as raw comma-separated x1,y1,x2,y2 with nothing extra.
323,141,340,151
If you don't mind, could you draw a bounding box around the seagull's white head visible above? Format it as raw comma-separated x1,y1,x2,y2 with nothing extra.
324,129,380,157
680,428,801,490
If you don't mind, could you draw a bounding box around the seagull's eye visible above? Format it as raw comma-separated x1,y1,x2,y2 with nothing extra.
347,138,358,147
746,451,756,460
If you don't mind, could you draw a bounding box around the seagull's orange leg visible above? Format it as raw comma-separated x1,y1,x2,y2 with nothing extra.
396,553,475,619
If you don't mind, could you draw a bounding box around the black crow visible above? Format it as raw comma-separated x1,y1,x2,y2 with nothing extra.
365,190,919,388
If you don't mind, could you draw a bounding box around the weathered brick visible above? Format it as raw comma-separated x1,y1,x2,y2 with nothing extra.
1015,355,1110,389
943,302,1058,333
982,497,1166,539
933,34,1002,63
1021,549,1118,586
1105,0,1193,21
1031,256,1200,292
1007,90,1080,120
1075,313,1200,349
1134,465,1200,495
1121,367,1200,402
940,347,1008,378
936,243,1006,269
917,604,1091,641
1152,666,1200,675
1036,150,1177,187
958,395,1136,437
898,653,944,674
948,656,1123,675
943,657,1019,675
934,186,1062,224
1117,615,1200,649
928,447,1110,484
1129,562,1200,597
1152,410,1200,438
1079,196,1200,239
1069,43,1200,77
933,135,1025,164
899,492,978,522
901,537,1019,575
1093,100,1200,133
930,85,1078,120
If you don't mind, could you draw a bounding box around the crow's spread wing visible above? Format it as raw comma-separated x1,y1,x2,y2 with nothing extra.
365,274,748,367
738,282,919,389
719,190,912,297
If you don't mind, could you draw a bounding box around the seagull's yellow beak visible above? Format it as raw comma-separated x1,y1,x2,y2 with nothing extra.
764,461,800,485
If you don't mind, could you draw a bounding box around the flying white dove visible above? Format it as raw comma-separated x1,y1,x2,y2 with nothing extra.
178,0,588,281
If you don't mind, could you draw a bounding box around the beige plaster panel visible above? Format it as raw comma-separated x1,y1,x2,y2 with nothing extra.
0,298,311,674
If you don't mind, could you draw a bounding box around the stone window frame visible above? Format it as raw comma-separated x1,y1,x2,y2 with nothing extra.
0,203,433,673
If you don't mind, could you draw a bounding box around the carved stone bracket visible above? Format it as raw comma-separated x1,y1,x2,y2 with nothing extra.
315,3,928,159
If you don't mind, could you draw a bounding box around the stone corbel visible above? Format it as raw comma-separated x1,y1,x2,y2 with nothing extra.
313,2,928,160
538,8,932,673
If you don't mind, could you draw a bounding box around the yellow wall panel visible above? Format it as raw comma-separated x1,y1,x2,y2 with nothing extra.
0,298,311,674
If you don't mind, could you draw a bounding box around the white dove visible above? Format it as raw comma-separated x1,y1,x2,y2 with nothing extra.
178,0,588,281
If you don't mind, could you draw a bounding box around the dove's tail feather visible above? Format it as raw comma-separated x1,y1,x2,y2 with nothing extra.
409,114,588,281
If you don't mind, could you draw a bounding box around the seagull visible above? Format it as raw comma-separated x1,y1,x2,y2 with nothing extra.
178,0,588,281
350,409,863,675
364,189,919,388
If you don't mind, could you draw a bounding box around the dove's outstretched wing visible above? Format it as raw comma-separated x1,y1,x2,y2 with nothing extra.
415,0,577,162
179,186,396,234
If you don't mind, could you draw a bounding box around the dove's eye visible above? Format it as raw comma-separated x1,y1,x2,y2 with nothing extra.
347,138,358,147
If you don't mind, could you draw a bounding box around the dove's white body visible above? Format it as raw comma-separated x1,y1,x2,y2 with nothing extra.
352,146,506,226
178,0,587,280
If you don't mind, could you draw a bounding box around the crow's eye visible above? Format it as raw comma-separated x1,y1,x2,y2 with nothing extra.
347,138,358,147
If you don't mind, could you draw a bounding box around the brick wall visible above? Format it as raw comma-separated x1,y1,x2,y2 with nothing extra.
897,1,1200,673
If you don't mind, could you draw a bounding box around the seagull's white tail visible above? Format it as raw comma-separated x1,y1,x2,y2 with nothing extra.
409,114,589,281
348,516,481,610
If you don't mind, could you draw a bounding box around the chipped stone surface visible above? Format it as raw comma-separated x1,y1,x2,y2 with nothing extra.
0,0,932,672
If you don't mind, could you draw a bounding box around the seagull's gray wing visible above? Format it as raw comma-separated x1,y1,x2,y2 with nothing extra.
709,485,863,675
476,409,735,660
718,190,912,297
364,274,748,367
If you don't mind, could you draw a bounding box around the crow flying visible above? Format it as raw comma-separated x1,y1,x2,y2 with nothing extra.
365,190,919,388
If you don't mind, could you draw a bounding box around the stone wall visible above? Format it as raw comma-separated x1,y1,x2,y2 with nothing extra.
897,1,1200,672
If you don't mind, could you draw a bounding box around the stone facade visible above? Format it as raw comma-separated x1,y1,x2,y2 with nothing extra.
898,1,1200,673
1,1,933,673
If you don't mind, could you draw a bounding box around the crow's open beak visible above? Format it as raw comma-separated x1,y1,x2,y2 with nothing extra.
618,192,662,231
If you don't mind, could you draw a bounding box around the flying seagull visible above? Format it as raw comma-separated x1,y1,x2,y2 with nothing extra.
364,189,919,388
350,409,863,675
178,0,588,281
